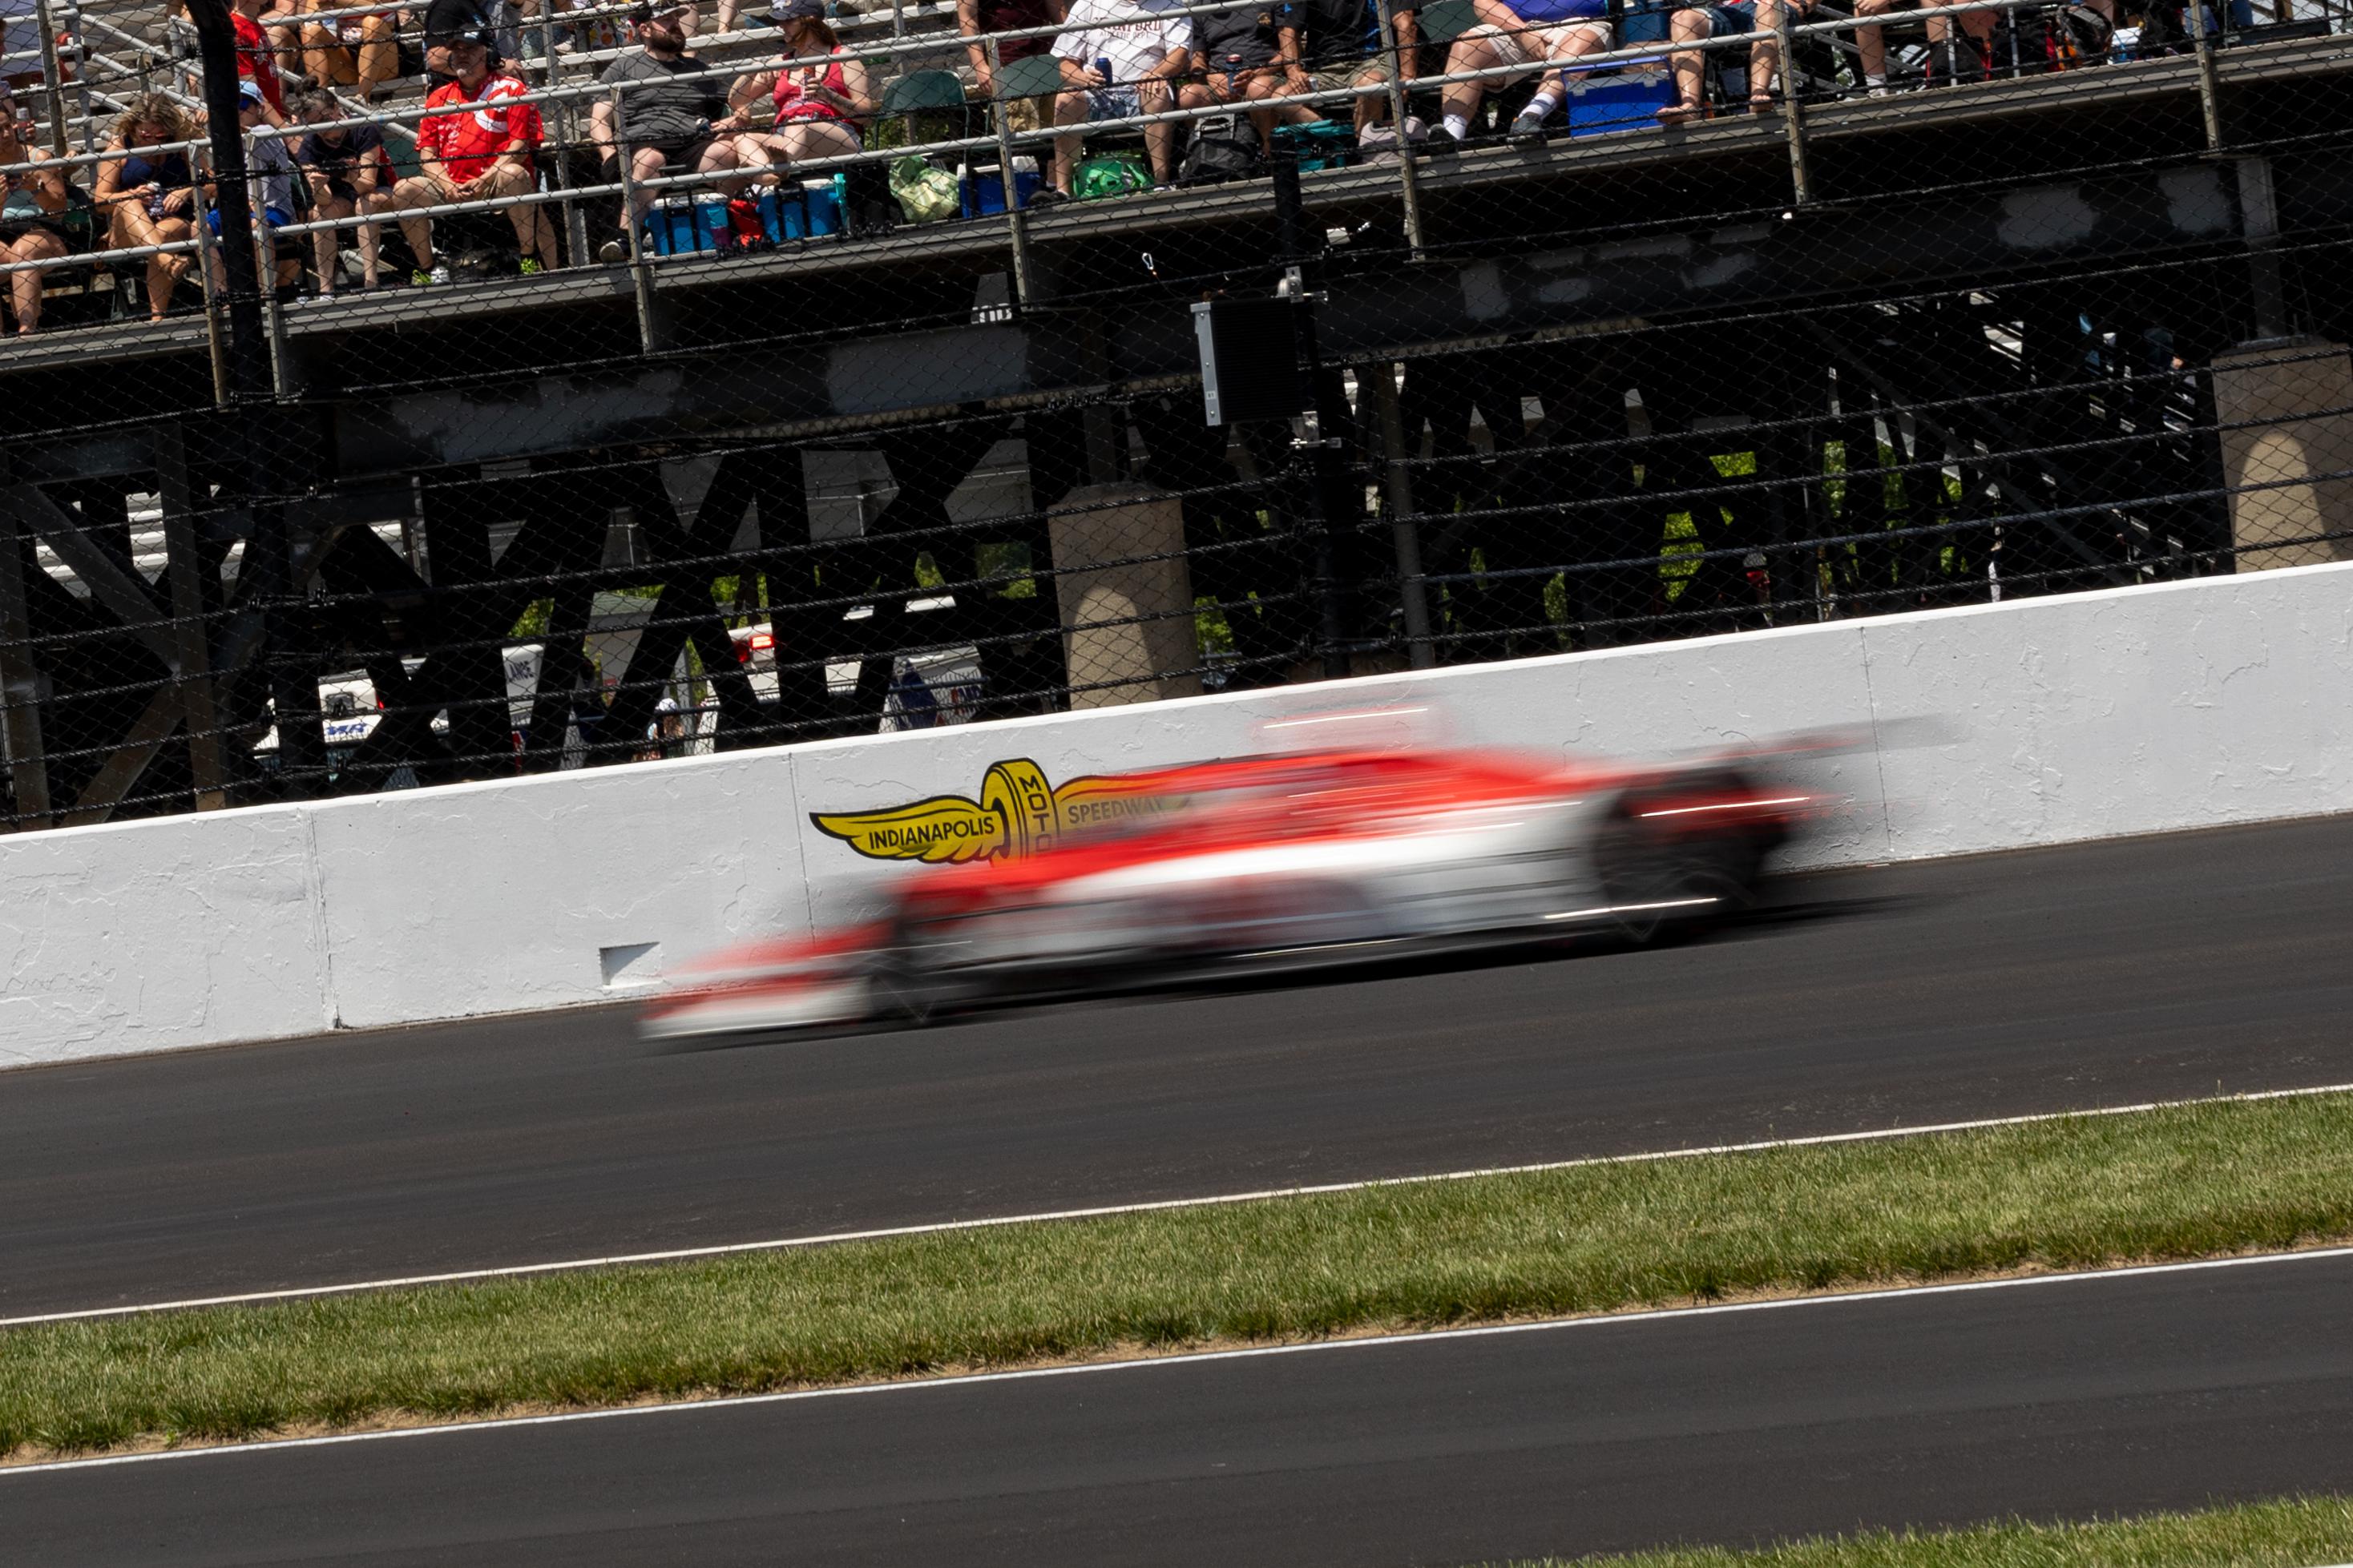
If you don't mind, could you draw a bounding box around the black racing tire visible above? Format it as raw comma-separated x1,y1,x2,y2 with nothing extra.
870,912,963,1026
1591,776,1770,944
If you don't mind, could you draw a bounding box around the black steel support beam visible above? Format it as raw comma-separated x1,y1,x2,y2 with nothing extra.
0,502,49,827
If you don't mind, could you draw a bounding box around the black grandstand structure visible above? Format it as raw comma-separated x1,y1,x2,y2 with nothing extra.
0,0,2348,827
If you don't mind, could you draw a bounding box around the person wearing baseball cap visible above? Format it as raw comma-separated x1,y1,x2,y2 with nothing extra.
201,80,302,294
387,30,560,281
591,0,758,258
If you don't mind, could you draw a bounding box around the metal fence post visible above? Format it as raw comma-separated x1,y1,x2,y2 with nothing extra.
540,5,592,265
256,130,293,397
0,490,50,828
2190,0,2225,151
1374,0,1427,256
984,34,1035,305
63,0,93,155
1370,360,1435,667
1775,0,1812,206
611,80,662,353
154,421,227,810
34,0,68,158
193,206,231,408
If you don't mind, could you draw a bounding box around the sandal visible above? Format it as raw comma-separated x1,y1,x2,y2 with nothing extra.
1655,101,1704,125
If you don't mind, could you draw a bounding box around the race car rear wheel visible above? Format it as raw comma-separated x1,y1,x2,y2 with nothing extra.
871,913,961,1025
1591,780,1770,944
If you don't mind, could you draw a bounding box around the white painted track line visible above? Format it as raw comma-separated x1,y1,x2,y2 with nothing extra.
9,1079,2351,1330
10,1244,2352,1477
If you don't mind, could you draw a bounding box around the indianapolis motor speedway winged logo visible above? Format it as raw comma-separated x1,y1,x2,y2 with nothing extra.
811,759,1181,864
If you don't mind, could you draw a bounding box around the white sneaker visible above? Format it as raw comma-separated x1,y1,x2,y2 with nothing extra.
598,239,626,264
428,263,452,284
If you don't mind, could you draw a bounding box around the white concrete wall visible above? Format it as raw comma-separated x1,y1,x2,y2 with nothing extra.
4,560,2348,1068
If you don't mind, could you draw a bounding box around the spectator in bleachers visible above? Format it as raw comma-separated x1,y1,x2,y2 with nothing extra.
202,81,303,293
92,94,199,321
1849,0,1992,90
523,0,600,55
293,87,395,290
1043,0,1192,197
960,0,1064,135
3,0,46,98
1434,0,1612,145
1654,0,1814,122
591,0,744,257
262,0,310,85
727,0,873,180
296,1,403,104
426,0,527,75
1274,0,1419,134
0,118,68,335
1181,2,1285,156
232,0,292,122
389,32,559,278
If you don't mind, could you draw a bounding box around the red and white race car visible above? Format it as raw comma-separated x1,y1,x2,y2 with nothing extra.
642,740,1838,1042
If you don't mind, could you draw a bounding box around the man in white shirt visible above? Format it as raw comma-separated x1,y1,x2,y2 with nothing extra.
1043,0,1192,195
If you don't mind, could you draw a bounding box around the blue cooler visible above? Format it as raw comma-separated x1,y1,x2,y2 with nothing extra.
641,193,731,254
759,179,845,240
1562,68,1676,139
959,155,1043,218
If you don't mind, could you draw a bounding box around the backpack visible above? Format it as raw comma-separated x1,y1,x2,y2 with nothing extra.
1179,114,1261,187
2052,5,2114,64
2009,2,2114,69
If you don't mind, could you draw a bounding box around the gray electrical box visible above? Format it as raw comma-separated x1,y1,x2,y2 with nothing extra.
1191,298,1306,426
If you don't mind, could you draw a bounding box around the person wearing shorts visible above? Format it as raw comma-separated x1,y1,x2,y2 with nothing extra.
1656,0,1813,121
1849,0,1989,91
959,0,1063,135
591,0,747,253
1273,0,1420,133
297,0,401,103
0,116,68,334
1045,0,1192,195
394,33,561,278
203,82,302,292
1179,2,1285,155
293,87,396,289
1436,0,1612,145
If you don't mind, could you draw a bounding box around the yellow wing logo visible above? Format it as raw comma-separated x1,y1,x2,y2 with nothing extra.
809,792,1007,864
813,758,1189,864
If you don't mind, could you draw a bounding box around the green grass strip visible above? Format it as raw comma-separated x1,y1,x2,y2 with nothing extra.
1499,1493,2353,1567
8,1093,2353,1459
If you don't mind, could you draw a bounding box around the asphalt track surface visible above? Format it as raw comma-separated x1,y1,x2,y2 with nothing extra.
10,814,2353,1318
14,1249,2353,1565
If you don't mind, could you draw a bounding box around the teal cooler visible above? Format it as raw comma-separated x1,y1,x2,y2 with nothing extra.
1270,120,1355,171
1562,67,1675,137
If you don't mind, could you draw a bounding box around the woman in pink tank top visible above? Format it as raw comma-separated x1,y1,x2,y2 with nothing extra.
729,0,875,179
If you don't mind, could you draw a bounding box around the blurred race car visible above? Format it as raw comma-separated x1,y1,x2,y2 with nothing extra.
641,740,1837,1042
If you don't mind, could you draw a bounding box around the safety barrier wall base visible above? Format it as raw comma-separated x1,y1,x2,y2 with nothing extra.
3,560,2347,1068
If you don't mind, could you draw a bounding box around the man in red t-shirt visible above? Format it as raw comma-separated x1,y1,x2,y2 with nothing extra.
229,0,289,123
386,33,561,280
